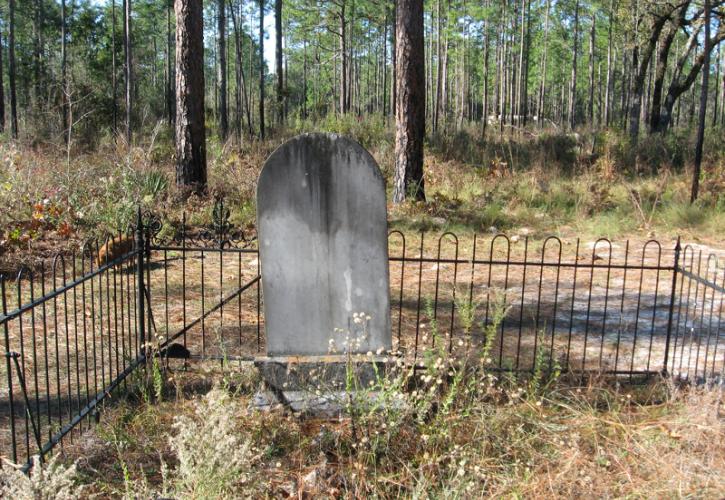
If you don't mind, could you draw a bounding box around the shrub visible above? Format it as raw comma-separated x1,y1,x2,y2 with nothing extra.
169,387,260,497
0,455,85,500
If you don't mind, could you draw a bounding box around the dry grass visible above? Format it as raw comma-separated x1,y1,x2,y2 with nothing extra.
2,123,724,276
51,362,725,499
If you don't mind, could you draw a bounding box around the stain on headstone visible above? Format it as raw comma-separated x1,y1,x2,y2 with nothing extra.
257,133,391,356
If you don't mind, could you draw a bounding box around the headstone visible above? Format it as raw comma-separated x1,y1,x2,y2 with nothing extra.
254,133,393,415
256,133,391,356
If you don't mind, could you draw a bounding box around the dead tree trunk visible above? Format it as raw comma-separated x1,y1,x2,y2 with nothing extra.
175,0,207,192
393,0,425,203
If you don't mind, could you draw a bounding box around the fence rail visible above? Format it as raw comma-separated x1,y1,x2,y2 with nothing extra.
1,204,723,470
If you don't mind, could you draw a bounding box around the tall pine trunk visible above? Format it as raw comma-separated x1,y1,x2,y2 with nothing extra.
112,0,118,133
481,0,490,136
60,0,67,140
604,0,614,126
258,0,265,138
393,0,425,203
568,0,579,130
538,0,550,126
175,0,207,191
8,0,17,138
167,0,174,124
0,28,5,132
32,0,43,107
339,3,347,114
712,45,720,127
275,0,283,125
588,15,595,126
691,0,710,203
124,0,133,143
433,0,442,132
218,0,228,138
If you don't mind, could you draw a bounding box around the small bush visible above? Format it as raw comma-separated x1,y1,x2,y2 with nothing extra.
169,387,259,498
0,455,85,500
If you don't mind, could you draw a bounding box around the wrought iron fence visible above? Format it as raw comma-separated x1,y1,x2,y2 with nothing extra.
1,215,147,470
2,202,724,470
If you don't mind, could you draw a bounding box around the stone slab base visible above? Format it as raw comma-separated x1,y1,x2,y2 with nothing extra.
252,355,399,417
253,390,388,417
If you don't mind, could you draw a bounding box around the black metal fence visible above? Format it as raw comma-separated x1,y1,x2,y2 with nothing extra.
1,215,148,470
2,204,724,470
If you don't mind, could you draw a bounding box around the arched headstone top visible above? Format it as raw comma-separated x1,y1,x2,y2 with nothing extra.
258,133,386,197
256,133,391,356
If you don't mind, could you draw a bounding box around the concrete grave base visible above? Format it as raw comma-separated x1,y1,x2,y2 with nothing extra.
252,355,401,417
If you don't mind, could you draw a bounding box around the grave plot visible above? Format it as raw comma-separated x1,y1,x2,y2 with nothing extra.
2,134,724,470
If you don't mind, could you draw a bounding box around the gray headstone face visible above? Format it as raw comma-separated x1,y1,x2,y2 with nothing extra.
257,133,391,356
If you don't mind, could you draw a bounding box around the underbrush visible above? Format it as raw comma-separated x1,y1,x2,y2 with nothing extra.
10,346,724,498
1,122,723,274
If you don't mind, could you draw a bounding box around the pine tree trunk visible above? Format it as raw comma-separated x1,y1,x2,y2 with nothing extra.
275,0,283,125
538,0,550,126
393,0,425,203
692,0,710,203
433,0,442,132
302,38,308,118
391,0,396,119
8,0,17,138
522,0,531,126
588,15,595,126
481,0,489,136
125,0,133,143
604,0,613,126
258,0,265,138
229,0,252,135
218,0,228,138
711,45,719,127
382,10,388,116
516,0,526,125
339,3,347,114
720,49,725,127
0,28,5,132
60,0,67,140
167,0,174,124
568,0,579,130
175,0,207,191
32,0,42,106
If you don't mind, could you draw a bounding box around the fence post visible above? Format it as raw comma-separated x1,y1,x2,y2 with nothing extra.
1,276,18,463
136,208,146,359
662,237,681,377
